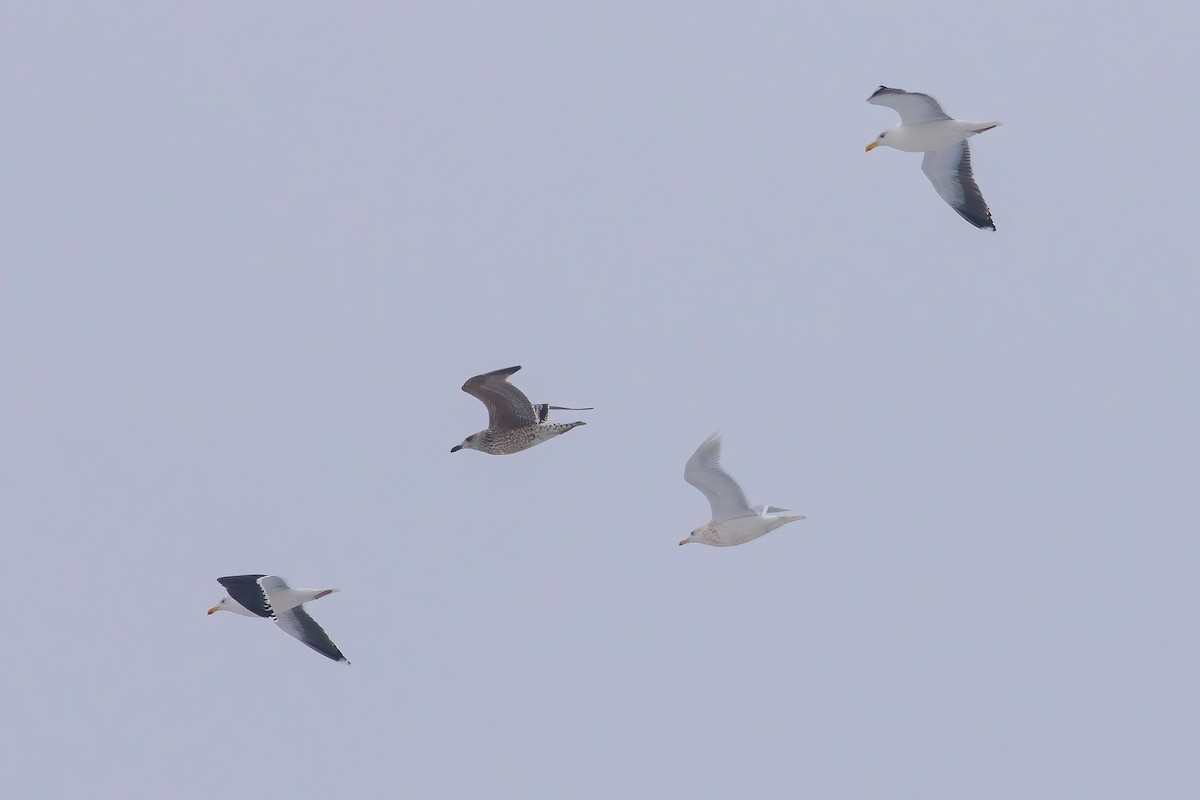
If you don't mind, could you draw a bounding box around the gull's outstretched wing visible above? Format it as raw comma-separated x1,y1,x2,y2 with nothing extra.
462,366,537,430
273,606,350,664
921,140,995,230
255,575,349,663
685,433,753,523
867,86,951,125
257,574,315,613
216,574,272,618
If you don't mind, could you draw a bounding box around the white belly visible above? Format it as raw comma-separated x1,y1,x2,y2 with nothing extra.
886,120,974,153
711,516,775,546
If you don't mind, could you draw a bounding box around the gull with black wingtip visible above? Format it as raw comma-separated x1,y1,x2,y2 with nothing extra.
865,85,1001,230
207,574,349,664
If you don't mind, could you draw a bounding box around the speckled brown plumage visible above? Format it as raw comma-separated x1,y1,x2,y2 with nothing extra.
451,366,592,456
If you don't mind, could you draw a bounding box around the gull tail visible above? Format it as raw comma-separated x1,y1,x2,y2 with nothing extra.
754,504,790,516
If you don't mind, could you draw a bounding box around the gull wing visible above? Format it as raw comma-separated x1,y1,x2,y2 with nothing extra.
273,606,350,664
256,574,309,613
255,576,349,663
867,86,951,125
684,433,753,523
216,574,272,618
462,366,537,430
921,140,995,230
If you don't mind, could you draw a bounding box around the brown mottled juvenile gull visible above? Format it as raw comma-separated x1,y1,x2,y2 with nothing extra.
865,86,1001,230
679,433,806,547
207,574,349,663
451,365,591,455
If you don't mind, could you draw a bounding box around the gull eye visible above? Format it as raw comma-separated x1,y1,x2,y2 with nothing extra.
879,132,885,138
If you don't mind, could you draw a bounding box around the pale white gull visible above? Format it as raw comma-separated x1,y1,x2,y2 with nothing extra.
680,433,806,547
865,86,1001,230
451,365,592,455
208,574,349,663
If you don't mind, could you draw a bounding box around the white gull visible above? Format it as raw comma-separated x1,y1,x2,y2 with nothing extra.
865,86,1001,230
680,433,806,547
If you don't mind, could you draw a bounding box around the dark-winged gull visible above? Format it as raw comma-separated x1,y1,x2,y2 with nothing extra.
451,365,592,455
679,433,806,547
865,86,1001,230
208,574,349,663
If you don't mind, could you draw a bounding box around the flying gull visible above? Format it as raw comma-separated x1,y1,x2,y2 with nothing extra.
208,574,349,663
865,86,1001,230
680,433,806,547
451,365,592,455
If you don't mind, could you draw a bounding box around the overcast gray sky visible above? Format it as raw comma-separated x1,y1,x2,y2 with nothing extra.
3,2,1197,797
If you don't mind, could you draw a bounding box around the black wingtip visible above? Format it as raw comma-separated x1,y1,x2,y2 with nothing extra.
958,209,996,230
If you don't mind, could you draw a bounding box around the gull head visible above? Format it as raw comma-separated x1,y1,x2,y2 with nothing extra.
450,434,479,454
865,131,888,152
207,596,230,615
678,526,703,546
